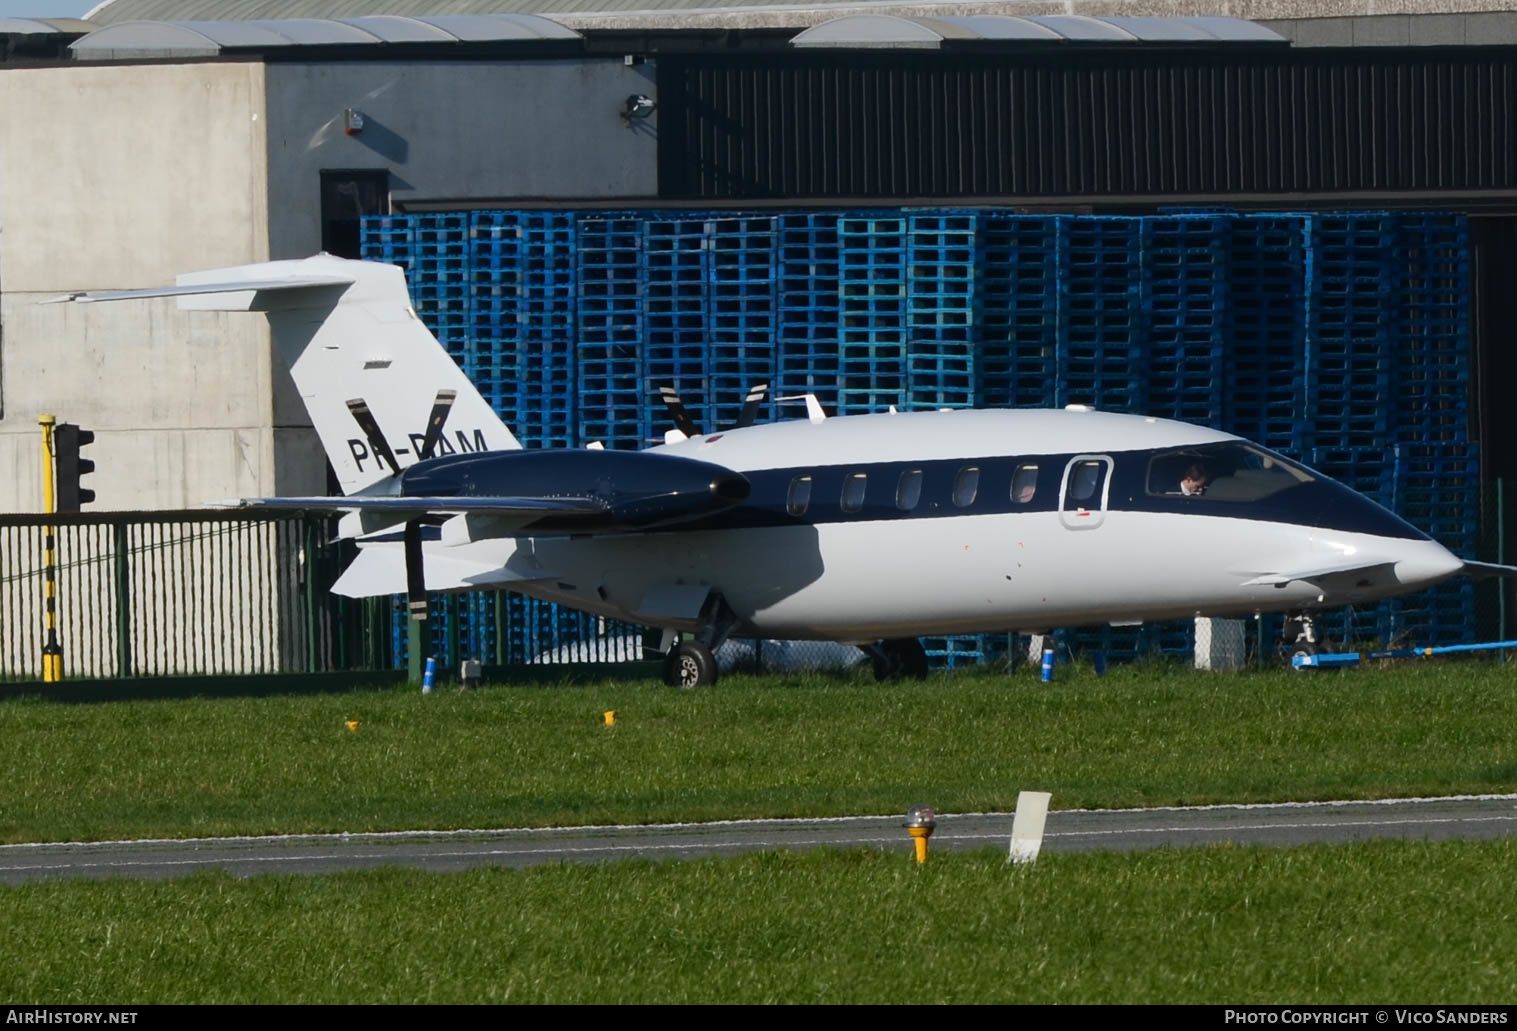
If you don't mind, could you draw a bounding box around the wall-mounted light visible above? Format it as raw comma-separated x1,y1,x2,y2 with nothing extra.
343,108,365,135
621,94,656,123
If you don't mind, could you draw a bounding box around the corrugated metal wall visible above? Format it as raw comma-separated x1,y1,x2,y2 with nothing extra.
658,51,1517,198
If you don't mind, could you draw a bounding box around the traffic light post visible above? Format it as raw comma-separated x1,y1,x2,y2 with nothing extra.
37,416,62,682
37,417,95,683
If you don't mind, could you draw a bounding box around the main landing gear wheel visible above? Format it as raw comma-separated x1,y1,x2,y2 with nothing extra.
663,641,719,689
1282,613,1320,672
1286,640,1319,672
871,638,929,682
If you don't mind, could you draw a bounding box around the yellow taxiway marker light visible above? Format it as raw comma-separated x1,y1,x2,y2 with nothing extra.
345,720,360,733
604,709,617,726
904,804,936,864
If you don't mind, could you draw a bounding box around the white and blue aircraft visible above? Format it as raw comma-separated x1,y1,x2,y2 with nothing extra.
58,254,1514,686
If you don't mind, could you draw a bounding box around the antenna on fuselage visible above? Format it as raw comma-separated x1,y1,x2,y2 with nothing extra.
775,393,828,424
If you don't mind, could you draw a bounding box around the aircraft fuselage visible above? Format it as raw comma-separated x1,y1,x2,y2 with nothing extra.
428,409,1462,642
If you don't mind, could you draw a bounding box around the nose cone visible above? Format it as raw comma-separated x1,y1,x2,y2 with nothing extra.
1394,540,1465,589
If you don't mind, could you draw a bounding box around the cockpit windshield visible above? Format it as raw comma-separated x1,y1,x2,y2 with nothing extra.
1146,443,1313,502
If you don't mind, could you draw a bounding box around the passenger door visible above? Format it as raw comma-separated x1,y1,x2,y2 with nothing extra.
1059,455,1113,530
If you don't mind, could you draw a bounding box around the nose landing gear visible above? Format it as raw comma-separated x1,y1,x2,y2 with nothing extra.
663,640,719,689
658,592,738,689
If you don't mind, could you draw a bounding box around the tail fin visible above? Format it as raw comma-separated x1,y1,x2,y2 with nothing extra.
65,254,520,494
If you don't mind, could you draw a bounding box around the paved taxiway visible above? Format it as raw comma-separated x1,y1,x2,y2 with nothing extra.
2,794,1513,883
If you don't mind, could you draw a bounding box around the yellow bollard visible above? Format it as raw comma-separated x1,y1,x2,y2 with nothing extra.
604,710,616,726
903,804,936,864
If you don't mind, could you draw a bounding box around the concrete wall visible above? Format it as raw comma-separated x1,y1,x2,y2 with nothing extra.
0,56,661,514
259,58,658,494
0,61,281,512
262,58,660,258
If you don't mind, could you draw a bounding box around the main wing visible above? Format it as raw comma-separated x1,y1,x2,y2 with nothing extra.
215,494,607,539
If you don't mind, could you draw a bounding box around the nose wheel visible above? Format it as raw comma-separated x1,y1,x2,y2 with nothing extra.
663,640,718,688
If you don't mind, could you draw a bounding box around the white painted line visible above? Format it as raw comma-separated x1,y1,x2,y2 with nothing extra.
3,793,1513,852
7,812,1517,877
0,836,913,874
1030,814,1517,840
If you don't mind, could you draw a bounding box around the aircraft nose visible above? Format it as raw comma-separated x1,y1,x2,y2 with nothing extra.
1394,541,1465,588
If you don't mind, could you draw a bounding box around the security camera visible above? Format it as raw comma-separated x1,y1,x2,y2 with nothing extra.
622,94,656,122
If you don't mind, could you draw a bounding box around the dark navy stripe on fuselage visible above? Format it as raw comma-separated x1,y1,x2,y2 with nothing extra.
669,448,1429,541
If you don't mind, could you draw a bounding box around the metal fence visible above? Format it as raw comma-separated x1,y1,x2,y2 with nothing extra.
0,510,393,681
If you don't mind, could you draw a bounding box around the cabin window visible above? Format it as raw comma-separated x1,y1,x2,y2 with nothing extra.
1068,461,1104,503
841,472,868,513
1145,443,1314,502
952,466,980,508
787,476,813,515
1011,464,1038,503
896,469,923,510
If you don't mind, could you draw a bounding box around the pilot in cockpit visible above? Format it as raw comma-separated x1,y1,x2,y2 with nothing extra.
1179,463,1209,496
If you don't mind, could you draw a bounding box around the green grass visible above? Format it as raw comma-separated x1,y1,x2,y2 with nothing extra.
2,661,1515,843
4,840,1514,1003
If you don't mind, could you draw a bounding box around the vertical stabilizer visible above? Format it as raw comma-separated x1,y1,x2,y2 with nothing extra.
155,255,521,494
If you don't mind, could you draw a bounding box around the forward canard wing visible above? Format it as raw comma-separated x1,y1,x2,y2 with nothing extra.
1238,558,1400,588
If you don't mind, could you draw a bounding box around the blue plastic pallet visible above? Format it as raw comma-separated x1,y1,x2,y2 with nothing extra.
514,214,578,448
709,215,779,429
838,218,909,414
979,214,1060,409
1143,217,1227,425
906,213,979,410
642,217,710,438
1224,214,1309,452
775,213,844,412
922,633,1006,671
1309,446,1395,506
1058,217,1145,412
575,215,644,449
466,212,523,433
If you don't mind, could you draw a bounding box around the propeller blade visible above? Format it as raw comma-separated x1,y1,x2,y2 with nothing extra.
736,383,769,429
403,520,428,622
657,385,701,438
418,389,458,461
345,398,402,478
